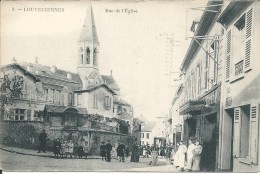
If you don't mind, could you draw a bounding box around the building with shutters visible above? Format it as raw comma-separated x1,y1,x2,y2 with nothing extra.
217,1,260,172
0,2,134,153
178,1,224,171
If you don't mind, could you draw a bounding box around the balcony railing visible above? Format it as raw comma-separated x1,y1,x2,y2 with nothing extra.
235,60,244,76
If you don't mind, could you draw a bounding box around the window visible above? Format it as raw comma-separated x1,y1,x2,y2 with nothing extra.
146,133,149,139
44,89,48,100
233,103,259,164
93,48,97,65
142,133,144,138
105,96,110,109
54,90,61,105
197,63,201,96
81,54,83,64
77,93,82,106
93,93,98,108
15,109,26,121
86,48,90,64
68,93,73,106
49,89,54,103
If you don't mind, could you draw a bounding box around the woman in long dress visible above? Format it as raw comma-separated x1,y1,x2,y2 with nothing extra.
186,138,196,171
67,140,74,158
130,143,140,162
175,141,187,171
192,142,203,172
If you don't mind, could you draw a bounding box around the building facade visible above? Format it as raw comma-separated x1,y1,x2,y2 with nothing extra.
218,1,260,172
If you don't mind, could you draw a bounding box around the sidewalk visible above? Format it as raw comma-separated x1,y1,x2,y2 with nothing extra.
123,164,180,172
0,144,100,159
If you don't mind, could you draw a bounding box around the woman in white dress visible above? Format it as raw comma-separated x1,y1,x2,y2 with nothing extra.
175,141,187,171
67,140,74,158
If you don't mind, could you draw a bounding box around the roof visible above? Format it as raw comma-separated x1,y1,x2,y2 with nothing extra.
44,105,88,115
113,96,131,107
79,2,99,44
118,112,132,121
180,1,223,72
142,121,156,132
75,83,116,95
2,62,82,87
101,75,120,92
217,1,253,29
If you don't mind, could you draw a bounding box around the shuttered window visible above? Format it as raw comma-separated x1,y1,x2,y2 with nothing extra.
245,8,253,71
249,103,259,164
233,107,241,158
226,30,232,80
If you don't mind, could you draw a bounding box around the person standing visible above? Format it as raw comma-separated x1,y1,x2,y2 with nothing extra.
175,140,187,171
84,141,90,159
53,138,61,159
192,142,203,172
130,143,140,162
185,138,196,172
105,140,112,162
149,146,159,165
125,146,130,160
67,140,74,158
117,142,125,162
100,142,106,161
38,130,47,153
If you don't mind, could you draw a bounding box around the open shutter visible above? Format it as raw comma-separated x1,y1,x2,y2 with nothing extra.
249,103,259,164
244,8,253,71
233,107,241,158
226,29,232,80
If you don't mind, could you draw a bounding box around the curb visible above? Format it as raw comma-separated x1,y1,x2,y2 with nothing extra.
0,147,101,159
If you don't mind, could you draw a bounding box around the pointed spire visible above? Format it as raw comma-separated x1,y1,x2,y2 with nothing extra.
79,1,99,44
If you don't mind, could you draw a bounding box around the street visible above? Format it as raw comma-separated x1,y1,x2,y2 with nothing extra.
0,149,178,172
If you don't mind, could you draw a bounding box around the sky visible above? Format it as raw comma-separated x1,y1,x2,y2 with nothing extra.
1,0,205,120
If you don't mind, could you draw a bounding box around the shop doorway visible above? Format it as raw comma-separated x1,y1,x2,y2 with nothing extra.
200,113,217,171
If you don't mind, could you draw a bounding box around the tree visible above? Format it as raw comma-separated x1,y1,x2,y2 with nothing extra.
0,74,24,106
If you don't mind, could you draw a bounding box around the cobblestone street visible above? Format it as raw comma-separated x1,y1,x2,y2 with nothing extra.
0,149,178,172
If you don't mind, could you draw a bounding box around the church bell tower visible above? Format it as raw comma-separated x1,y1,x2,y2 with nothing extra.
77,2,100,78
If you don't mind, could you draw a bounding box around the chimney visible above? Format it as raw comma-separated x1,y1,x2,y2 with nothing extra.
12,57,17,63
51,65,57,73
35,57,39,64
67,72,72,79
26,63,33,72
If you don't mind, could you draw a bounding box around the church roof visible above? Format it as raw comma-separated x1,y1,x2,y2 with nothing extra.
101,75,120,91
79,2,99,44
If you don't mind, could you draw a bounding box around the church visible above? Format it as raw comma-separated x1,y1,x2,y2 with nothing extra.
0,2,134,154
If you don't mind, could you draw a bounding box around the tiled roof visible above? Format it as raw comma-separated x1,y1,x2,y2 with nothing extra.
19,62,82,86
44,105,88,114
113,96,131,107
118,112,132,121
75,83,116,95
101,75,120,91
142,121,156,132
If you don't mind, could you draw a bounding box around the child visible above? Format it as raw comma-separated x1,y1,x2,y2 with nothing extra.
53,138,61,159
64,141,69,158
60,139,66,158
67,140,74,158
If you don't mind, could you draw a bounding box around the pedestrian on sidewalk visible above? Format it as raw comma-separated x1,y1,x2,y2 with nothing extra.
100,141,106,161
53,138,61,159
149,146,159,165
117,142,125,162
67,140,74,158
37,130,47,153
60,138,66,158
192,141,202,172
105,140,112,162
73,142,79,158
111,146,117,159
64,141,69,158
83,141,90,159
78,142,84,159
174,140,187,172
130,143,140,162
166,145,171,164
185,138,196,172
125,146,130,160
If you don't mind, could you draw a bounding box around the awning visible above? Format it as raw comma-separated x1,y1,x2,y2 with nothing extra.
179,100,206,115
44,105,88,115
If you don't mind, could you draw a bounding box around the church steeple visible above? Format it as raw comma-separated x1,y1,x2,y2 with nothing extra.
77,1,100,78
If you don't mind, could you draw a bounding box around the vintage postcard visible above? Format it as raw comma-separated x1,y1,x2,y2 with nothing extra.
0,0,259,172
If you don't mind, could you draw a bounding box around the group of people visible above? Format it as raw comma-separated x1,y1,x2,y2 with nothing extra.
100,140,131,162
172,138,203,172
53,138,90,159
